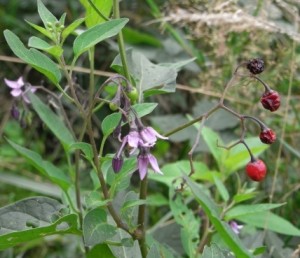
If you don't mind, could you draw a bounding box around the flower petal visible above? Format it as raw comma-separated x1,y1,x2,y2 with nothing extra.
10,88,22,97
4,77,23,89
22,93,31,103
138,155,149,180
127,131,142,148
30,86,38,93
148,154,163,175
147,127,168,140
140,127,157,144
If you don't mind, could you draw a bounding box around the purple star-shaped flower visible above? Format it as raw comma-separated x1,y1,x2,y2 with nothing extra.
138,152,163,180
4,76,37,103
229,221,243,234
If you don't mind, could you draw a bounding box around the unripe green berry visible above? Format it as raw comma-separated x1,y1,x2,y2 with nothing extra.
127,87,138,102
109,102,118,111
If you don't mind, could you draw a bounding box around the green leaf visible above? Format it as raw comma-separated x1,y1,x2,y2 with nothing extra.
202,243,226,258
123,27,161,47
224,137,269,175
183,175,252,258
37,0,58,27
121,199,147,213
213,175,229,202
73,18,128,57
253,246,267,255
62,18,85,42
111,49,178,101
7,139,71,191
29,93,75,148
83,207,117,246
225,203,285,220
87,244,115,258
26,20,52,39
101,112,122,137
132,103,158,117
233,189,258,204
200,126,224,170
3,30,61,84
236,212,300,236
0,197,79,250
28,36,63,57
68,142,93,161
169,187,200,257
80,0,113,27
148,160,211,187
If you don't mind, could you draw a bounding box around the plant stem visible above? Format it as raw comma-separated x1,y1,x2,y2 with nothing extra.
137,176,148,258
86,118,131,234
113,0,132,84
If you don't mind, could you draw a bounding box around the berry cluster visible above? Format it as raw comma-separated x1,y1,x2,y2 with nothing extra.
244,58,280,181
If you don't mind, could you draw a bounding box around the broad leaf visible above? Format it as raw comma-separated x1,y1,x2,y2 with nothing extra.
183,175,252,258
202,243,226,258
0,197,79,250
132,103,158,117
87,244,115,258
83,207,117,246
236,212,300,236
73,18,128,57
29,93,75,148
225,203,285,220
7,139,71,191
213,175,229,202
4,30,61,84
111,49,178,101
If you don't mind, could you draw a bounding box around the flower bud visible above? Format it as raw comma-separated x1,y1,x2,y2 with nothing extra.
10,106,20,120
259,128,276,144
112,156,123,173
260,90,280,112
247,58,264,74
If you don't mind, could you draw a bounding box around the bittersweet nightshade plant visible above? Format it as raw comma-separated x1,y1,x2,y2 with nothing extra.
2,0,293,257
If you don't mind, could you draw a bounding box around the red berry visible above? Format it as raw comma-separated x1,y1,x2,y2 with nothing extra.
259,128,276,144
246,159,267,181
247,58,264,74
260,90,280,112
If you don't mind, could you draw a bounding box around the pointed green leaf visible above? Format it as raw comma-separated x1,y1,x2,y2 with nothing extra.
7,139,71,191
3,30,61,84
236,212,300,236
28,36,63,57
225,203,285,220
73,18,128,57
0,197,79,250
132,103,157,117
29,93,75,147
202,243,226,258
26,20,52,39
62,17,85,42
183,175,252,258
213,175,229,202
101,112,122,137
37,0,58,27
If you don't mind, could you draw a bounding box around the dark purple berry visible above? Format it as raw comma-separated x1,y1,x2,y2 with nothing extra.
247,58,264,74
260,90,280,112
259,128,276,144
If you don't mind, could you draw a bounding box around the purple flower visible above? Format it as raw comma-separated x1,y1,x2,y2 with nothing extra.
229,221,243,234
140,127,168,146
112,156,124,173
4,76,37,103
138,151,163,180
